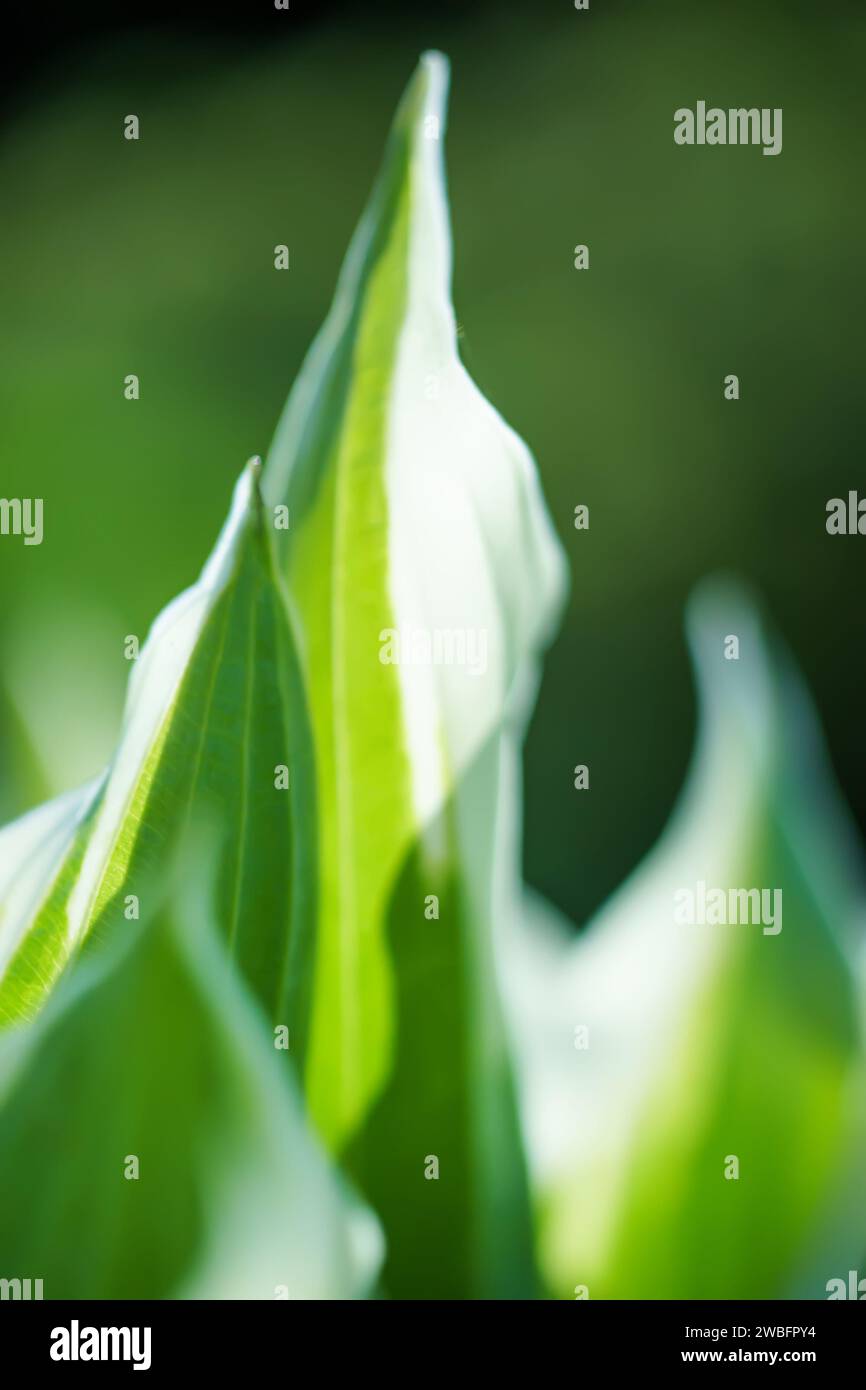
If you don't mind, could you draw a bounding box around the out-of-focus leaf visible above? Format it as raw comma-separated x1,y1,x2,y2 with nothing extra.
2,597,128,806
0,680,56,821
0,853,380,1299
0,462,316,1042
507,577,866,1299
264,51,566,1294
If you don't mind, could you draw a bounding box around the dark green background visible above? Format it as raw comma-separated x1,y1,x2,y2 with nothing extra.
1,0,864,927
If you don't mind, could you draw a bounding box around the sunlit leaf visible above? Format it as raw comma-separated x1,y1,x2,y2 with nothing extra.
508,577,866,1299
0,52,566,1300
263,51,567,1294
0,461,316,1043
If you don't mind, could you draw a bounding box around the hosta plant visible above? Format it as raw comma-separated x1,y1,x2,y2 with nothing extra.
0,52,566,1300
0,52,862,1303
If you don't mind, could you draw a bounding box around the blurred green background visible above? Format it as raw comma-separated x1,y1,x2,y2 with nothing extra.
1,0,864,929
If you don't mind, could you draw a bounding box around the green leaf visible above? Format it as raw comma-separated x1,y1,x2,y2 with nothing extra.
509,578,866,1299
263,51,566,1294
0,460,317,1044
0,53,566,1299
0,849,381,1299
